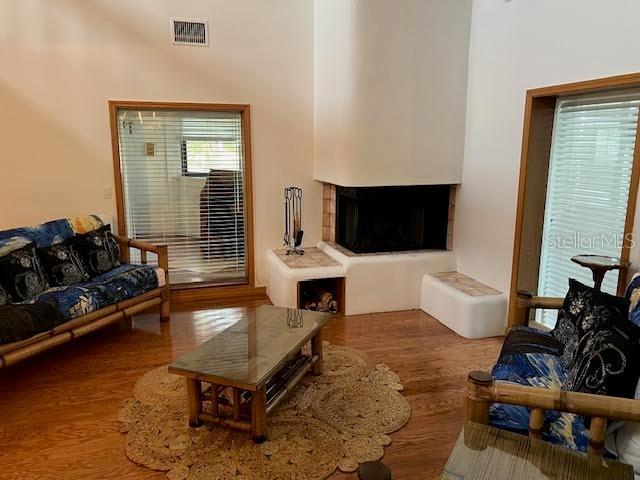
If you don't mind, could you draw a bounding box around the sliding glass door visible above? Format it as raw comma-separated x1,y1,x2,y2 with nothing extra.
537,90,640,326
113,104,251,286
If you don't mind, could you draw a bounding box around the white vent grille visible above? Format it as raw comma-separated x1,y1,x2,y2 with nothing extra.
170,18,208,46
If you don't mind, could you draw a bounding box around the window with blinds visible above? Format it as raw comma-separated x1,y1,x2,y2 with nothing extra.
116,107,249,286
537,90,640,326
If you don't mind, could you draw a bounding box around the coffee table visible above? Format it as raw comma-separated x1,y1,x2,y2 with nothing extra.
441,422,633,479
168,305,331,443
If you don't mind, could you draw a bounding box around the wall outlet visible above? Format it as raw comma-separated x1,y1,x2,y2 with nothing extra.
104,186,113,199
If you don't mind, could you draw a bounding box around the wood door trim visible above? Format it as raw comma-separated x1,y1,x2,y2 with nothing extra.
508,72,640,328
108,100,256,288
528,72,640,98
507,92,535,329
621,109,640,294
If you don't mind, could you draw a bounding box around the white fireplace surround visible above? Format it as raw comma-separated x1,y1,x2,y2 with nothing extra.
313,0,471,187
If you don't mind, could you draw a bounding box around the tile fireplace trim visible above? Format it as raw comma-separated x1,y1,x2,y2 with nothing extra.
321,183,336,242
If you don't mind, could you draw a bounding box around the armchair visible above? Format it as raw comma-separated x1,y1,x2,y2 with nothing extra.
467,289,640,462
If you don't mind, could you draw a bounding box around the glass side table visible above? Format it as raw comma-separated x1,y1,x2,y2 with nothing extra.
571,254,629,291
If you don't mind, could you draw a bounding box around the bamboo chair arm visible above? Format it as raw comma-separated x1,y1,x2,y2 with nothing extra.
512,290,564,330
529,296,564,310
112,235,170,321
466,371,640,460
516,290,564,311
114,235,163,254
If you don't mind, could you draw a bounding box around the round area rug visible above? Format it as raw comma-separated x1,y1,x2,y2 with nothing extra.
118,342,411,480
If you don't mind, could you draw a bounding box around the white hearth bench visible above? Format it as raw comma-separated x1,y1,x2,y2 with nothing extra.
420,272,507,338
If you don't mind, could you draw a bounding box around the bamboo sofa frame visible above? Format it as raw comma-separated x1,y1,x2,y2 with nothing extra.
0,236,170,369
466,290,640,462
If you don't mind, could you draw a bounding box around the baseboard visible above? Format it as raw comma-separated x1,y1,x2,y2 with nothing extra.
171,285,268,309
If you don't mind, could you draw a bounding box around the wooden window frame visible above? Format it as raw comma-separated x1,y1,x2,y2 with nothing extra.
508,73,640,329
108,100,255,289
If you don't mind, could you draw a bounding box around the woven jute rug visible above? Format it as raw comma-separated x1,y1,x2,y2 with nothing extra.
118,342,411,479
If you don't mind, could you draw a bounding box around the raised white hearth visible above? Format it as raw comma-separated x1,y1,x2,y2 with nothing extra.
266,242,456,315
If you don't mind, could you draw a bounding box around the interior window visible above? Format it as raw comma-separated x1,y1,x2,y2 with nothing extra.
181,138,241,177
537,90,640,326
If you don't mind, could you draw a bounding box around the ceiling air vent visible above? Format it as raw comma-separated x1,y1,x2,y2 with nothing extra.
170,18,209,46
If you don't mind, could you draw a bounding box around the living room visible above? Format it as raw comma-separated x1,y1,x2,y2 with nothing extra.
3,1,640,479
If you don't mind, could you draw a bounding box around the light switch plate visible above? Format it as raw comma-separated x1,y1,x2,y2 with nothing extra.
104,186,113,199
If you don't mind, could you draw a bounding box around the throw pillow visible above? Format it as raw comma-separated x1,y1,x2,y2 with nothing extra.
551,279,630,368
75,225,121,277
562,319,640,399
0,242,49,302
0,300,63,345
38,238,90,287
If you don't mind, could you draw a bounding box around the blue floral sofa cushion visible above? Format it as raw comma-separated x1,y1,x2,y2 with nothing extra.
0,215,106,252
489,326,589,452
0,219,75,249
22,264,160,320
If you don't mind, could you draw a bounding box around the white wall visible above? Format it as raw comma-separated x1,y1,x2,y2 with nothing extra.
0,0,319,286
313,0,472,187
455,0,640,296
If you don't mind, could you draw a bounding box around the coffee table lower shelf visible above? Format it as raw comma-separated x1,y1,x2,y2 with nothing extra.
183,352,321,443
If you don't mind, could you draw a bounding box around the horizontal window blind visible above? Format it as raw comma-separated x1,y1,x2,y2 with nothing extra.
537,90,640,326
117,108,247,285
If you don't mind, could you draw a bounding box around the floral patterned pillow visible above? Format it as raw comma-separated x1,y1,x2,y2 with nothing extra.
562,319,640,399
38,238,90,287
74,225,120,277
0,242,49,302
552,279,629,368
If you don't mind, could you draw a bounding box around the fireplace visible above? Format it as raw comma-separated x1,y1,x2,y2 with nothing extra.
332,185,451,254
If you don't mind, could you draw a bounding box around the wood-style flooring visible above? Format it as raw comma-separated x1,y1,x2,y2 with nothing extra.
0,301,503,480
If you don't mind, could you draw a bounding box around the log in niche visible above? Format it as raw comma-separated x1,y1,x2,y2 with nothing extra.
297,277,345,314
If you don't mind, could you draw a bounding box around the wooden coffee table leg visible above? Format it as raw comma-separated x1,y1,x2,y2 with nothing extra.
251,387,267,443
311,330,323,375
186,378,203,427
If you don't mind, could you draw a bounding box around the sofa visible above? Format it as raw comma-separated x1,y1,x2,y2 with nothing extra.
466,277,640,475
0,215,170,368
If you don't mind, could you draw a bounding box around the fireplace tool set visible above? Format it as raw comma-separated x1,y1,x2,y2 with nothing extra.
283,187,304,255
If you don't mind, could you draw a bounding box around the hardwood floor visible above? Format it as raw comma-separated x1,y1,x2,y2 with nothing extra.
0,302,503,480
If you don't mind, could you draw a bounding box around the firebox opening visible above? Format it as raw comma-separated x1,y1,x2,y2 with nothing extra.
335,185,450,254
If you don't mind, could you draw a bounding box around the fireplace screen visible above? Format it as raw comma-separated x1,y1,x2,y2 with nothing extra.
335,185,449,254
